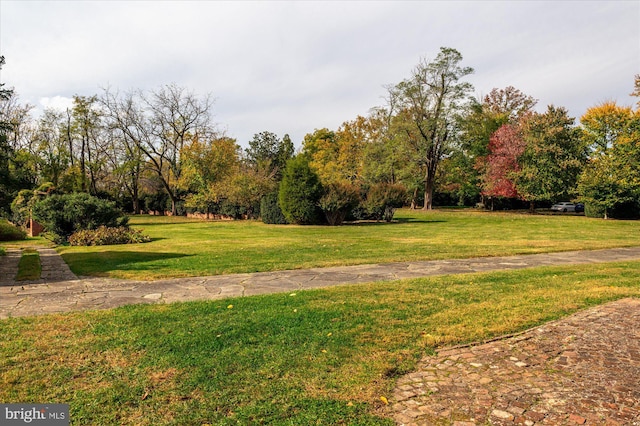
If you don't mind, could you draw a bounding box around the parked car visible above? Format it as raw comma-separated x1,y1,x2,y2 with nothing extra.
551,202,577,212
575,203,585,213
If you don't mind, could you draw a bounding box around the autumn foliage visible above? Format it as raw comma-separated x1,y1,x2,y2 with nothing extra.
478,123,525,199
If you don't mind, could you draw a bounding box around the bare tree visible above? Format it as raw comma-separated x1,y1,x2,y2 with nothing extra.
101,84,215,215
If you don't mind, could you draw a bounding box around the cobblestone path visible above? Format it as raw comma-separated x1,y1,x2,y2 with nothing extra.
391,298,640,426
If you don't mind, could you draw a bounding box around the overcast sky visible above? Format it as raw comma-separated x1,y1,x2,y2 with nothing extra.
1,1,638,148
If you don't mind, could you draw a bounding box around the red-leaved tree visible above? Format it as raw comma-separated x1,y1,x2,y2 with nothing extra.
479,123,526,204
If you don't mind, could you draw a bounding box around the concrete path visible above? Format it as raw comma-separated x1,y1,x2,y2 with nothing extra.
2,246,640,319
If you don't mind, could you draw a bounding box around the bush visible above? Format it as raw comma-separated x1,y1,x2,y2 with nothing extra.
362,183,407,222
584,203,605,218
0,219,27,241
278,156,324,225
33,193,128,240
319,183,360,226
68,226,151,246
261,191,288,224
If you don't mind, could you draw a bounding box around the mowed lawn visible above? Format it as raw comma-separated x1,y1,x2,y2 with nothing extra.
1,262,640,425
59,209,640,280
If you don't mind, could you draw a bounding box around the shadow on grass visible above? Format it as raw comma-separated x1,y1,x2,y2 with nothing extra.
62,251,192,276
346,218,446,226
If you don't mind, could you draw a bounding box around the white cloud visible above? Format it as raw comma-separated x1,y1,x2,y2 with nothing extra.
38,96,74,112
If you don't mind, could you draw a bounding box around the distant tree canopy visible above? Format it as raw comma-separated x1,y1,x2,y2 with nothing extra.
1,50,639,224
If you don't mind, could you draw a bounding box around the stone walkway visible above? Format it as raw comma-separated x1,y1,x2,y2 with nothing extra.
2,246,640,319
392,298,640,426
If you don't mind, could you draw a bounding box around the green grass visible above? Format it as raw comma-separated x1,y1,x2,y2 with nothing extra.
15,249,41,281
1,261,639,425
58,209,640,280
0,247,5,256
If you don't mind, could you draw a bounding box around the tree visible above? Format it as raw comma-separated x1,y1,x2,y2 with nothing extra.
578,101,640,218
278,155,323,225
101,84,215,215
143,84,214,215
631,74,640,108
514,106,586,211
580,102,634,153
180,136,240,217
101,88,149,214
0,57,37,215
245,131,294,180
455,87,537,207
389,47,474,210
33,108,70,186
479,123,526,208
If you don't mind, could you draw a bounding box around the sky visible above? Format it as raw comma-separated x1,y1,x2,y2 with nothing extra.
1,1,638,148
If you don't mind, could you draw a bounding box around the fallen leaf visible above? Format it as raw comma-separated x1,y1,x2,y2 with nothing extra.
227,305,233,309
380,396,388,405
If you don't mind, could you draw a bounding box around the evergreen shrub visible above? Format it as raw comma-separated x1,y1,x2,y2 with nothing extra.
278,156,323,225
33,192,128,240
261,191,288,224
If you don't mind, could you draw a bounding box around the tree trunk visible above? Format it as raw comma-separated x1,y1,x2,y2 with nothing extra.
132,185,139,214
410,187,419,209
66,109,74,166
529,200,535,213
423,160,437,210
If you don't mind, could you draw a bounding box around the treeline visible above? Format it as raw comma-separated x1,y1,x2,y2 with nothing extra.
1,49,640,225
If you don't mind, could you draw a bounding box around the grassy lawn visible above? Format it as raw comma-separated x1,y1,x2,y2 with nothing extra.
15,248,41,281
58,209,640,280
1,261,639,424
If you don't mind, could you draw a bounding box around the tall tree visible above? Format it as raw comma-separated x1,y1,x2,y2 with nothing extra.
515,106,586,211
34,108,69,186
389,47,474,209
480,123,526,207
101,88,149,214
143,84,214,215
102,84,215,215
578,101,640,218
70,95,103,194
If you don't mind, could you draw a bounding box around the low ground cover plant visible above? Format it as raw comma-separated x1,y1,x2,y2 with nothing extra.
68,226,152,246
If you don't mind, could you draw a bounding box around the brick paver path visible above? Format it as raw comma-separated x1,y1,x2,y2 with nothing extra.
392,298,640,426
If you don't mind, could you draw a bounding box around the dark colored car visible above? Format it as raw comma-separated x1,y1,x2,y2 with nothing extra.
575,203,585,213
